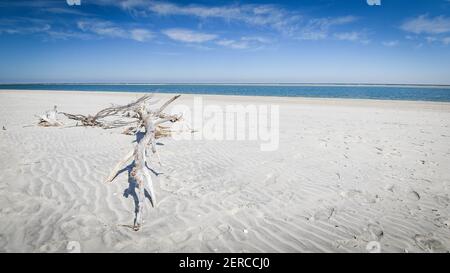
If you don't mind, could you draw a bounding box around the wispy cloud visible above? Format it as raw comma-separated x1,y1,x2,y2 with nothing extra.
77,20,152,42
42,7,91,16
101,1,358,41
78,20,126,38
0,17,51,35
423,35,450,46
161,27,272,50
0,0,363,47
297,16,359,40
334,32,360,41
0,24,51,35
443,37,450,45
401,15,450,46
0,0,56,8
118,1,300,33
382,40,399,47
0,17,94,40
216,39,250,49
130,28,153,42
0,6,151,42
162,28,217,43
216,36,272,49
241,36,272,44
401,15,450,34
45,30,93,40
334,31,369,44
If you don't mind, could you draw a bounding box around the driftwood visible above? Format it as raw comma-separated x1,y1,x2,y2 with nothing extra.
37,105,63,127
103,95,181,231
60,95,153,129
36,94,183,231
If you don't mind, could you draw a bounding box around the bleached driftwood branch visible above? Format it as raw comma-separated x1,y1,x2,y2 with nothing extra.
36,94,184,231
60,95,153,129
36,105,63,127
104,95,182,231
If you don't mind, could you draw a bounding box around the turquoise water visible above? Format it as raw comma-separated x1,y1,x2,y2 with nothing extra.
1,84,450,102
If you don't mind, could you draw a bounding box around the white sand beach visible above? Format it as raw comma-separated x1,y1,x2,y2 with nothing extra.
0,89,449,253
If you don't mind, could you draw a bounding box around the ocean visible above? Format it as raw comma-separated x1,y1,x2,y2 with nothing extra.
1,84,450,102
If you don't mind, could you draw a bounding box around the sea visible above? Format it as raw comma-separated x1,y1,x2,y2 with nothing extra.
1,84,450,102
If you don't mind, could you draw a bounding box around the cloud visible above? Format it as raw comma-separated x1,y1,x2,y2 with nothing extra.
401,15,450,34
334,32,359,41
241,36,272,44
216,36,272,49
0,17,96,41
0,18,51,35
78,20,127,38
128,1,300,33
42,7,89,16
443,37,450,45
298,16,359,40
91,1,361,43
45,30,93,40
161,27,270,49
382,40,399,47
77,20,152,41
426,36,439,43
161,27,271,49
423,36,450,45
401,15,450,46
0,24,51,35
0,0,363,45
216,39,250,49
162,28,217,43
144,2,358,40
0,17,95,41
0,0,56,8
130,28,153,42
334,31,370,44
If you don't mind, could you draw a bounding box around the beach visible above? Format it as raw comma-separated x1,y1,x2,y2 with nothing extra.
0,89,449,253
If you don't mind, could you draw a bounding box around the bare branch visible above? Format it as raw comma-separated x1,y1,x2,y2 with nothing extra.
38,94,184,231
154,95,181,116
60,95,153,128
105,149,135,183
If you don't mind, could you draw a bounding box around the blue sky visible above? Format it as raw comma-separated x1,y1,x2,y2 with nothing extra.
1,0,450,84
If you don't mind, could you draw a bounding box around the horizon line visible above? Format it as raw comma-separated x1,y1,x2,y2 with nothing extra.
2,82,450,88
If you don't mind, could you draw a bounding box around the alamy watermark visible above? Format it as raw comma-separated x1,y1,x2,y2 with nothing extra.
169,97,280,151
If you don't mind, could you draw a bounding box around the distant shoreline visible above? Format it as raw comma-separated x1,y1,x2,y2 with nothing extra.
2,87,450,104
1,83,450,89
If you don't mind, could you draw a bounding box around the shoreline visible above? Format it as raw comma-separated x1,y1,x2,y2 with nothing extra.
2,89,450,108
2,83,450,89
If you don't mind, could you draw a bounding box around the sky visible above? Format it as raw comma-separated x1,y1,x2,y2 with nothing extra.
1,0,450,84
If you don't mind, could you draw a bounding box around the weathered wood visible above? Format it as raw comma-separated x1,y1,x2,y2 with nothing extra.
60,95,153,129
105,149,134,183
154,94,181,116
102,95,182,231
36,94,182,231
37,105,63,127
131,109,180,230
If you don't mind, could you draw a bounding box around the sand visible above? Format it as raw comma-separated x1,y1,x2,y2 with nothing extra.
0,89,449,253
